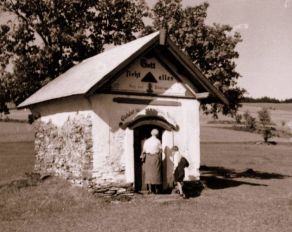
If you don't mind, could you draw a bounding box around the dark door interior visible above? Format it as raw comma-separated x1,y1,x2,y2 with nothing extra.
133,125,163,192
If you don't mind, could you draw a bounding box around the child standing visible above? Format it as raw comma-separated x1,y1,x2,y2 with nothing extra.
172,146,189,198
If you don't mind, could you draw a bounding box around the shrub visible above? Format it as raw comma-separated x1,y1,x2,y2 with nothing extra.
281,121,286,127
257,108,276,143
235,114,242,124
243,110,256,131
246,116,256,131
258,108,271,128
262,127,276,143
243,110,251,122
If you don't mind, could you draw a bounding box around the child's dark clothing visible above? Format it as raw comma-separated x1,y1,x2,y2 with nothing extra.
174,157,189,182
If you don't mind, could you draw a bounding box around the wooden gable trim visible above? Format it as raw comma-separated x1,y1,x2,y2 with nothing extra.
166,39,229,105
86,32,228,105
153,48,203,99
113,97,181,106
102,91,196,99
85,35,160,97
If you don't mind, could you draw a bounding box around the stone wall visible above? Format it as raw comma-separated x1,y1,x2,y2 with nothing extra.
34,114,93,184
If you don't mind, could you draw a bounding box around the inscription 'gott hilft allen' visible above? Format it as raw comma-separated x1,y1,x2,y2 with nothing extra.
159,74,174,81
140,58,155,69
126,70,141,78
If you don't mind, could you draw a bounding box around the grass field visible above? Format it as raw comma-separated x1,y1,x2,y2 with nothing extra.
0,122,34,143
239,103,292,128
202,103,292,127
0,142,34,184
0,104,292,232
241,103,292,112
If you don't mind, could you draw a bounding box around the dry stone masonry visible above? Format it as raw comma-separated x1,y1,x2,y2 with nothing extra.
34,114,93,183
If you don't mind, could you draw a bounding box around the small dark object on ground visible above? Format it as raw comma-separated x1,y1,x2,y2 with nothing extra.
182,181,204,198
40,174,51,180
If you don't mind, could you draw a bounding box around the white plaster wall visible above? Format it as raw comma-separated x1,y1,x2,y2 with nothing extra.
31,96,91,121
39,111,92,127
90,109,111,183
88,95,121,184
31,97,93,130
31,97,94,130
157,98,201,181
90,94,201,185
180,100,200,180
162,130,175,188
31,94,201,185
125,128,134,182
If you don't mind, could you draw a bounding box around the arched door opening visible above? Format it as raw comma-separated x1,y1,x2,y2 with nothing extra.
133,125,164,192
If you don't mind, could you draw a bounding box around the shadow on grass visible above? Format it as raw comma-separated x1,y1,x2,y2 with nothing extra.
199,165,290,190
200,176,268,189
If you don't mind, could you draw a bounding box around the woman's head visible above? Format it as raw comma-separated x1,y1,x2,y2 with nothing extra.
151,128,159,136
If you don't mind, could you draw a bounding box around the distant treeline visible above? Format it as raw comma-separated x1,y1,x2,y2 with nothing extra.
242,96,292,103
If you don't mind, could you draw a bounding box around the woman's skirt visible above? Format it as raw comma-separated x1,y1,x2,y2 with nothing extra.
144,153,162,184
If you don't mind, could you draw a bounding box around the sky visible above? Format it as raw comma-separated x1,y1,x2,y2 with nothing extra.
147,0,292,100
1,1,291,100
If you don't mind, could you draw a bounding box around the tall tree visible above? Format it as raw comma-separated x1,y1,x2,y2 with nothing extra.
151,0,245,117
1,0,245,118
0,0,149,106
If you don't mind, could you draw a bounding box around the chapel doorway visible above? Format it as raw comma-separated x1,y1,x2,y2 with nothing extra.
133,125,164,192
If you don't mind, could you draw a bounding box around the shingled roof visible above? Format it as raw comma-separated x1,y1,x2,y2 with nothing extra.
18,31,228,108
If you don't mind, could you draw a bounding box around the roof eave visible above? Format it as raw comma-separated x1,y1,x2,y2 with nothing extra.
166,38,229,105
17,93,85,109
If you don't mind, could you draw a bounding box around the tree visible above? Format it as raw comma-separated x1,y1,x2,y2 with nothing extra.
0,0,149,106
0,23,13,113
1,0,245,119
150,0,245,118
258,108,271,128
257,108,274,143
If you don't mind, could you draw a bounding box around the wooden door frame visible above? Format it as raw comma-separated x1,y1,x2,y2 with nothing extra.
133,125,164,192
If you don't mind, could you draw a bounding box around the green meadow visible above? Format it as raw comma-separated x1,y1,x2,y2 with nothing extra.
0,104,291,232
